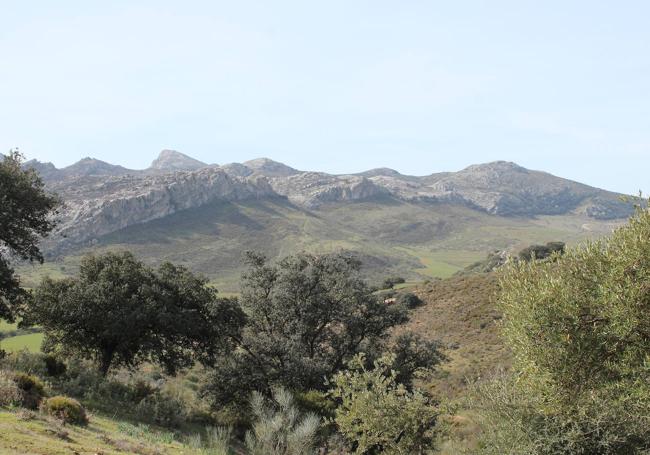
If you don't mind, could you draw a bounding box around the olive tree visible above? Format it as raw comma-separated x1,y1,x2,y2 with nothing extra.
478,205,650,454
27,252,244,375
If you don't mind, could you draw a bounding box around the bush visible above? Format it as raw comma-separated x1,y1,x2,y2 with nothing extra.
396,292,424,309
0,350,48,377
329,354,438,454
245,387,321,455
135,391,185,427
382,276,406,289
42,396,88,425
0,371,22,407
389,332,445,389
487,206,650,454
13,372,46,409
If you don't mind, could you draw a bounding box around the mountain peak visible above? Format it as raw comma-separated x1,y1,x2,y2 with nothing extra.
63,157,130,177
150,150,207,172
357,167,402,178
243,158,299,177
461,161,526,173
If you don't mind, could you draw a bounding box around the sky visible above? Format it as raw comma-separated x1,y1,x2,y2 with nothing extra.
1,1,648,194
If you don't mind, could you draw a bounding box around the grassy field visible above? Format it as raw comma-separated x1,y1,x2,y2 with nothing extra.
0,408,203,454
0,333,44,353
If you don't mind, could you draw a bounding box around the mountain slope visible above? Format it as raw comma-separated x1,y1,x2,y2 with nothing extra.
14,152,632,291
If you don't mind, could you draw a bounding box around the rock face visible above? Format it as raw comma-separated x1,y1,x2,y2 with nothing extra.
25,151,632,251
51,168,275,251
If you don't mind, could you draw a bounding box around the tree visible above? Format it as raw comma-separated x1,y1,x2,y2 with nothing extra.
0,150,60,321
329,354,438,454
26,252,244,375
389,332,445,390
478,206,650,454
205,252,408,406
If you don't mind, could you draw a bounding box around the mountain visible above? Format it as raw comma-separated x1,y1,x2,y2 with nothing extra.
243,158,300,177
23,157,133,181
149,149,208,172
19,152,632,291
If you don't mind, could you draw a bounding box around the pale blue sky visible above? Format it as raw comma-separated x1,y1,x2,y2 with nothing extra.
1,1,648,194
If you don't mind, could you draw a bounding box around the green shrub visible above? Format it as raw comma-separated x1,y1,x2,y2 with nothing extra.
0,371,22,407
329,354,438,454
42,395,88,425
483,206,650,454
135,391,185,427
13,372,46,409
245,387,320,455
295,390,336,419
396,292,424,309
0,350,48,377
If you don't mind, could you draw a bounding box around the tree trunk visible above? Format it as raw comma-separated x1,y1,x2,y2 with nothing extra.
99,347,115,376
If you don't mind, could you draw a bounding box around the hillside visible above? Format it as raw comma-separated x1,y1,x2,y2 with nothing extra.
15,152,631,291
394,273,509,399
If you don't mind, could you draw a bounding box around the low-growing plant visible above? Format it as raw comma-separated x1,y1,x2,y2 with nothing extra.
329,354,438,454
13,372,46,409
0,370,22,407
42,395,88,425
396,292,424,309
135,391,186,427
245,387,321,455
188,426,233,454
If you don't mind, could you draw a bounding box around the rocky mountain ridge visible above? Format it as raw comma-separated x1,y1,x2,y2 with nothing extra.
21,150,633,252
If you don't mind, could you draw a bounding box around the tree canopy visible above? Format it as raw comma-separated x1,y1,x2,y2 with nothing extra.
206,251,408,406
0,150,60,321
27,251,244,375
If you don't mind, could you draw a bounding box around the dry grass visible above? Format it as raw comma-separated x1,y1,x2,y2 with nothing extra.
394,272,511,399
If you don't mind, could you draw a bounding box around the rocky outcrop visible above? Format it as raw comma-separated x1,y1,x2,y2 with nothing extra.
27,153,633,251
51,168,275,250
268,172,388,208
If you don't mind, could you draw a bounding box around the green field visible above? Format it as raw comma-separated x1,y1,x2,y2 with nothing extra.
0,408,201,454
0,333,43,353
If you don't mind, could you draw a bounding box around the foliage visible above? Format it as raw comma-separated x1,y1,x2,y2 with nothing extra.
42,395,88,425
206,252,407,406
395,292,424,309
43,354,66,377
26,251,245,375
135,391,186,427
329,354,438,454
0,150,60,321
0,370,22,407
13,372,46,409
485,206,650,454
188,426,233,455
517,241,565,262
245,387,320,455
382,276,406,289
389,332,445,389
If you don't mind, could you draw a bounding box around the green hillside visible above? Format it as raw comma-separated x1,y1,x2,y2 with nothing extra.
23,197,620,292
